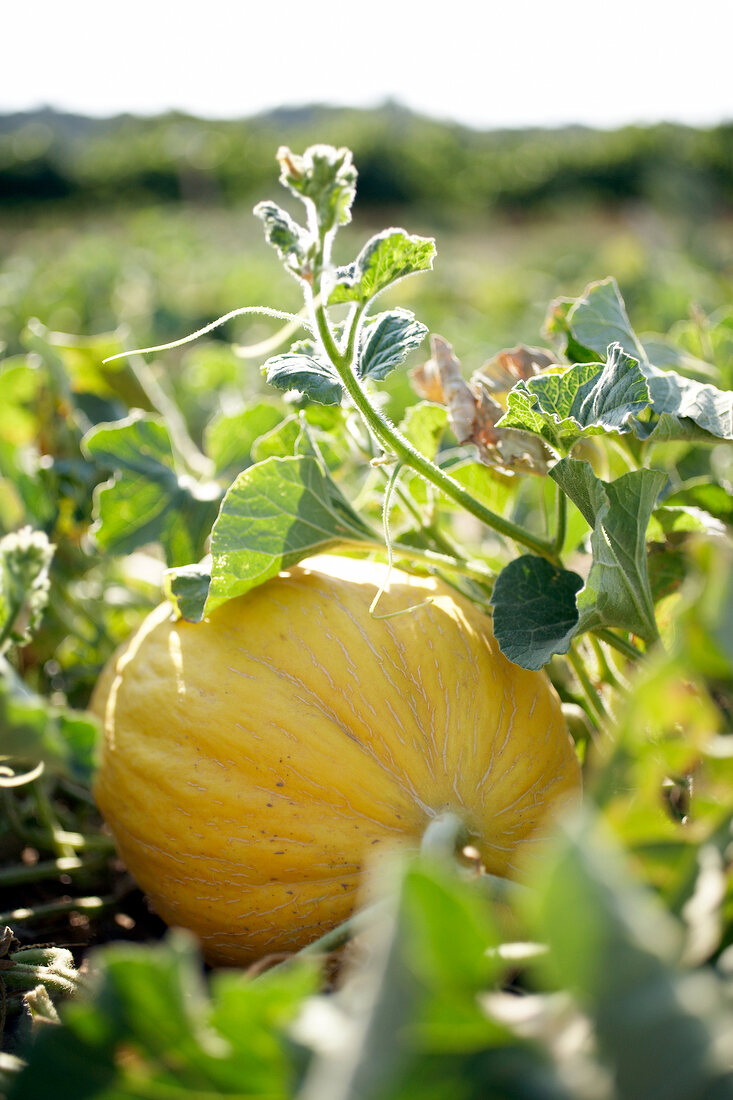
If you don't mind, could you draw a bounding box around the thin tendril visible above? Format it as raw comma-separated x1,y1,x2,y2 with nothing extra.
370,462,433,621
233,298,320,359
103,305,312,364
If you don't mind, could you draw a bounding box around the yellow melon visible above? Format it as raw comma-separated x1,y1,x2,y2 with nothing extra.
92,554,580,965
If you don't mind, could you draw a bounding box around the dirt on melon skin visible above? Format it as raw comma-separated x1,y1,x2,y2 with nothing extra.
91,554,581,967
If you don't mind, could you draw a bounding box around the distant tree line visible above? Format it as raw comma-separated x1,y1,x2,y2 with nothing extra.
1,102,731,218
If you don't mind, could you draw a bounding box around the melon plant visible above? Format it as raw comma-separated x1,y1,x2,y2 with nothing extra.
2,140,732,1098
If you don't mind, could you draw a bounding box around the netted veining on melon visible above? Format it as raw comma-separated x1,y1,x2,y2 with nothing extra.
92,555,580,965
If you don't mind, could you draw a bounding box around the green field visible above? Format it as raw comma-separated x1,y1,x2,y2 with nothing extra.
1,127,732,1099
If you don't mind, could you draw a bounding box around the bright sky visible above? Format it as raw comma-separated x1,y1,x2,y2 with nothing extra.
5,1,733,129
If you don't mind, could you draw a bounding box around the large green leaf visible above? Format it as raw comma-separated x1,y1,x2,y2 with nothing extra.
329,229,436,306
499,343,650,444
204,455,375,616
83,414,221,568
550,458,666,643
551,278,733,441
561,276,646,361
490,555,582,670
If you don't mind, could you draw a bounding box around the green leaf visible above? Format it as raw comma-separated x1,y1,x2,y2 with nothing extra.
550,458,666,643
0,359,44,446
249,416,304,463
9,931,315,1099
550,278,733,441
490,556,582,670
499,343,650,443
277,144,357,233
204,403,284,477
83,414,221,568
0,659,98,783
528,812,733,1100
300,861,564,1099
639,364,733,441
253,199,310,277
400,403,449,461
163,561,212,622
204,455,375,616
329,229,436,306
359,309,428,381
561,277,646,361
263,352,343,406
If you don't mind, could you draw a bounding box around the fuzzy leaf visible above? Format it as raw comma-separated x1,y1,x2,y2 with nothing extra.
329,229,436,305
359,309,428,381
262,353,343,406
500,344,650,443
253,200,310,276
277,144,357,232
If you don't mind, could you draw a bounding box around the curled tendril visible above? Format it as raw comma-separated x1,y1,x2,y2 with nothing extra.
0,760,45,787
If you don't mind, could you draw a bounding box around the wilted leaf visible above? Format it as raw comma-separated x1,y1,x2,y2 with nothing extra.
415,336,552,473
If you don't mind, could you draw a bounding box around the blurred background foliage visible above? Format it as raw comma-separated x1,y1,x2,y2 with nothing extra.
1,104,731,365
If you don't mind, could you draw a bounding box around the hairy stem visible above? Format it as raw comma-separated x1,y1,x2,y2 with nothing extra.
312,298,557,560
